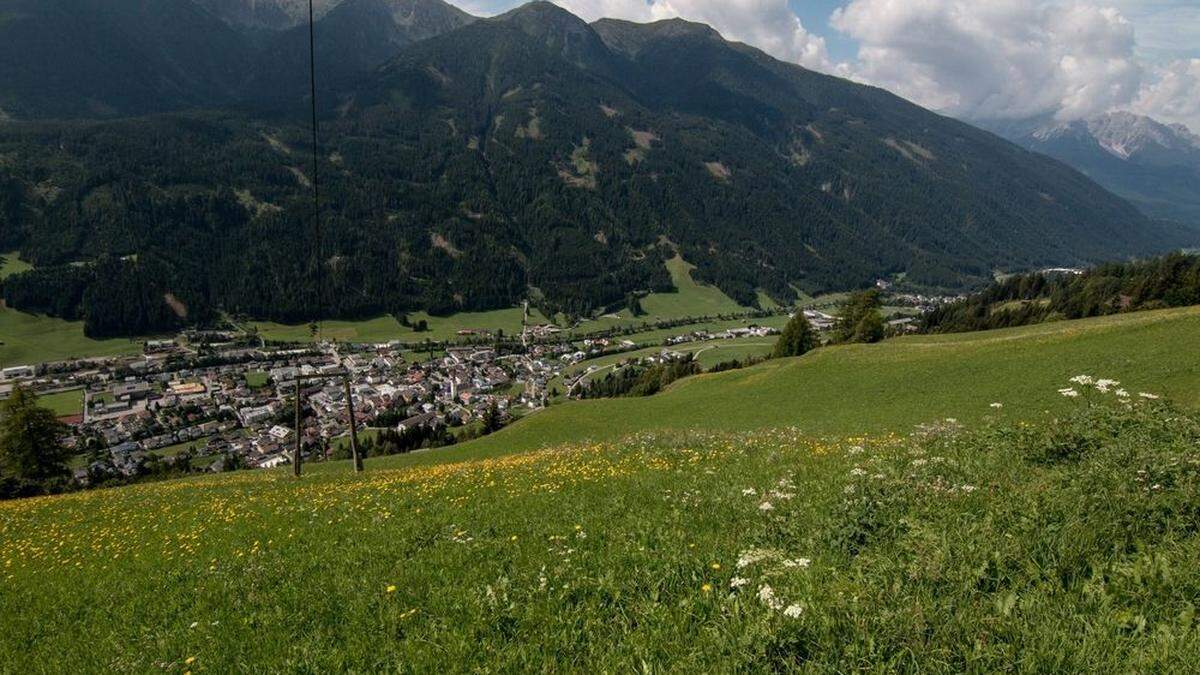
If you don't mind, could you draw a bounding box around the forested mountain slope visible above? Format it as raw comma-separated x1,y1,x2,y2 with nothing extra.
0,1,1192,337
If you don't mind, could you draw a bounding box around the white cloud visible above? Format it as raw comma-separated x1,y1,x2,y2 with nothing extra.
553,0,835,71
830,0,1145,122
453,0,1199,131
1132,58,1200,131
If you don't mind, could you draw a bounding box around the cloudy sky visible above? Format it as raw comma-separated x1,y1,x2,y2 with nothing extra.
454,0,1200,131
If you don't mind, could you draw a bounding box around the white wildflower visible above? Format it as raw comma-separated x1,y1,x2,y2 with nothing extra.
847,445,865,455
758,501,774,512
730,576,750,589
850,467,867,477
961,485,978,493
783,604,804,618
742,487,757,496
1115,389,1130,398
911,458,928,467
757,584,784,610
1070,375,1094,386
737,549,773,569
990,402,1004,409
1095,379,1120,392
1059,388,1080,398
1139,392,1160,400
781,557,812,569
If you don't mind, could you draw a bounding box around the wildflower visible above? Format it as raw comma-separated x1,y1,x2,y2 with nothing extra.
188,622,199,629
783,604,804,618
386,585,397,594
781,557,812,568
1095,379,1120,392
847,445,865,455
961,485,978,493
730,576,750,589
757,584,784,610
185,657,196,666
510,535,519,542
1139,392,1160,400
711,562,721,570
850,467,867,477
701,583,713,593
1115,389,1130,398
742,487,757,496
1070,375,1094,386
1059,388,1080,398
758,501,774,511
990,402,1004,409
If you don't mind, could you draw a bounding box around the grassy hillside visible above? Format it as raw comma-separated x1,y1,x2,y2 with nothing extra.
0,307,142,367
408,306,1200,464
3,384,1198,670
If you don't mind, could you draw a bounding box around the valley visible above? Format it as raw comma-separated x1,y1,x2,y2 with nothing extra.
2,1,1200,670
3,306,1199,670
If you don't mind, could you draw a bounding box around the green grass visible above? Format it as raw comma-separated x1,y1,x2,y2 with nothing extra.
569,256,760,334
36,389,83,417
252,307,551,345
0,251,32,279
3,388,1199,669
245,371,268,389
420,306,1200,463
640,256,749,318
0,307,142,367
563,337,776,379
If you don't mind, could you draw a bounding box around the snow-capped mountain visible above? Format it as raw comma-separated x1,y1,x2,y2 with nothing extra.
987,112,1200,228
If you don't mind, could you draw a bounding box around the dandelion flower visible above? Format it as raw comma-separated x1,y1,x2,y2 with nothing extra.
701,583,713,593
386,585,397,594
711,562,721,570
185,657,196,666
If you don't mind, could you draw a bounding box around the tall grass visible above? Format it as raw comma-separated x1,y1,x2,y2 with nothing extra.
1,381,1197,670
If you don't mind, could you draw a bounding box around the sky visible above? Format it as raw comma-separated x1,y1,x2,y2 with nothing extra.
452,0,1200,132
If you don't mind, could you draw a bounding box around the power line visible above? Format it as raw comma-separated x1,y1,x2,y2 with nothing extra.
307,0,323,343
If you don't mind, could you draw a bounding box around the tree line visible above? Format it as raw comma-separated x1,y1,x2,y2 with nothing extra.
922,253,1200,334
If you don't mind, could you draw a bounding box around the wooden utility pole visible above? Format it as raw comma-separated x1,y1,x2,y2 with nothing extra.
293,388,302,477
291,370,362,477
343,376,363,473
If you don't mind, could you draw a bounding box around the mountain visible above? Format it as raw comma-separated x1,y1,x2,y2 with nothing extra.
0,0,253,119
0,0,474,120
986,112,1200,228
192,0,343,32
0,1,1195,336
247,0,476,107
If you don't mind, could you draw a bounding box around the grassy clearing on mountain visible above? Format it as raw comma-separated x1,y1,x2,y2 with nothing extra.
2,386,1196,670
0,307,141,367
0,251,32,279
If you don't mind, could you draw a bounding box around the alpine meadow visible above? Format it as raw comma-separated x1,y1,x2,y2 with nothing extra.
2,0,1200,672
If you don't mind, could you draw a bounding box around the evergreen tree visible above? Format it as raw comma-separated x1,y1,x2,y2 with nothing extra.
0,386,70,495
773,312,817,358
836,290,885,344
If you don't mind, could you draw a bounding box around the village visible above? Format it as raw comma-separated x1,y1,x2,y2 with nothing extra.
0,324,591,483
0,282,969,484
